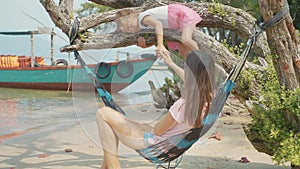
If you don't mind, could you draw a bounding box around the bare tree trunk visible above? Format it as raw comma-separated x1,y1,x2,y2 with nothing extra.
259,0,299,89
259,1,300,168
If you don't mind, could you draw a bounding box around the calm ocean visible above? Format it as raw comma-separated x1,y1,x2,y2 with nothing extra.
0,68,172,139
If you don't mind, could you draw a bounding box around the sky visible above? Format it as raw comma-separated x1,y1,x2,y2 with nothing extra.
0,0,154,64
0,0,88,61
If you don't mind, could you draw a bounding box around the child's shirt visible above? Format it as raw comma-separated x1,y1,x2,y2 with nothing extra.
138,4,202,31
138,6,169,29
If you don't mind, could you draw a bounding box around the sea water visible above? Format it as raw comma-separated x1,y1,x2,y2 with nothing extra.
0,68,172,141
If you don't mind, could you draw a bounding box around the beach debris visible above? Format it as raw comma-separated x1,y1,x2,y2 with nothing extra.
224,121,234,125
148,80,167,108
209,132,222,140
238,157,250,163
0,131,23,141
65,148,73,153
37,154,49,158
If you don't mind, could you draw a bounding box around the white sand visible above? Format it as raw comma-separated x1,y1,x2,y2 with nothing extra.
0,104,291,169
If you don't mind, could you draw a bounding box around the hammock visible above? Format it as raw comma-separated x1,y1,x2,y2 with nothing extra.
69,20,256,168
68,4,288,166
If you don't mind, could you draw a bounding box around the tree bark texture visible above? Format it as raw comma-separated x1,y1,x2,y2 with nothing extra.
89,0,145,9
258,2,300,168
259,0,300,89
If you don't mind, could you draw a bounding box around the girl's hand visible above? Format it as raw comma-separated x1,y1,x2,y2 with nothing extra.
155,45,170,58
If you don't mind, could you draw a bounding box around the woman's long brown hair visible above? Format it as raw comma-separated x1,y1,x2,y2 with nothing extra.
183,50,215,128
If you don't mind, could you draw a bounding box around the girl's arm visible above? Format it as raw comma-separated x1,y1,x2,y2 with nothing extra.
141,16,169,56
153,111,176,135
141,16,183,80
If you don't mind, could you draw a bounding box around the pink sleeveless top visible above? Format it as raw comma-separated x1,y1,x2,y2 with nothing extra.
147,98,191,145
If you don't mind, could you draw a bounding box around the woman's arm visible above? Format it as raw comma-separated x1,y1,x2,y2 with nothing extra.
153,111,176,135
160,51,184,81
167,61,184,81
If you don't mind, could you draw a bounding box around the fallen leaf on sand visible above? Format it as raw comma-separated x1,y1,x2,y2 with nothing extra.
0,131,23,141
238,157,250,163
38,154,49,158
209,132,222,140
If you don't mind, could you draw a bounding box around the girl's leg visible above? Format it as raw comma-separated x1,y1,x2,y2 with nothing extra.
180,25,199,58
96,107,153,168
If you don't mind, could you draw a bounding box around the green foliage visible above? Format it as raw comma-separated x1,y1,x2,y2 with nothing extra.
75,2,114,32
250,56,300,166
158,77,182,109
236,69,257,98
287,0,300,30
221,39,244,56
208,0,228,17
204,0,260,18
75,2,112,18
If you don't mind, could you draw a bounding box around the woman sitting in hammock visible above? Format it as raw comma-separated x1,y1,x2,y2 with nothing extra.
96,50,215,169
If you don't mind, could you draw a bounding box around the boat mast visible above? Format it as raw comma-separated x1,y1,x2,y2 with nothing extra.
50,28,54,65
38,27,54,66
30,31,35,67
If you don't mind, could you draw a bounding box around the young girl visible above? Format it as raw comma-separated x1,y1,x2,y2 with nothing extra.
116,4,202,58
96,50,215,169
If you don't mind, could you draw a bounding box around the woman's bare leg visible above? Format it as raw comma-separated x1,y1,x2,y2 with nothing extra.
96,107,153,168
96,109,121,169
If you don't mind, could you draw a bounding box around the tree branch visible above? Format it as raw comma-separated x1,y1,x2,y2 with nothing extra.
88,0,145,9
39,0,72,33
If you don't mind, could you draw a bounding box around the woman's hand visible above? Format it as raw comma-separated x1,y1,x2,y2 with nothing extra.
156,46,173,66
156,46,185,81
155,45,170,57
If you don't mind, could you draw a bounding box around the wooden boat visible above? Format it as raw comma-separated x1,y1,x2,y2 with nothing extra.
0,28,155,92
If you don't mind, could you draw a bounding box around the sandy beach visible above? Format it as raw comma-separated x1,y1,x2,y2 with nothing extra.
0,100,292,169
